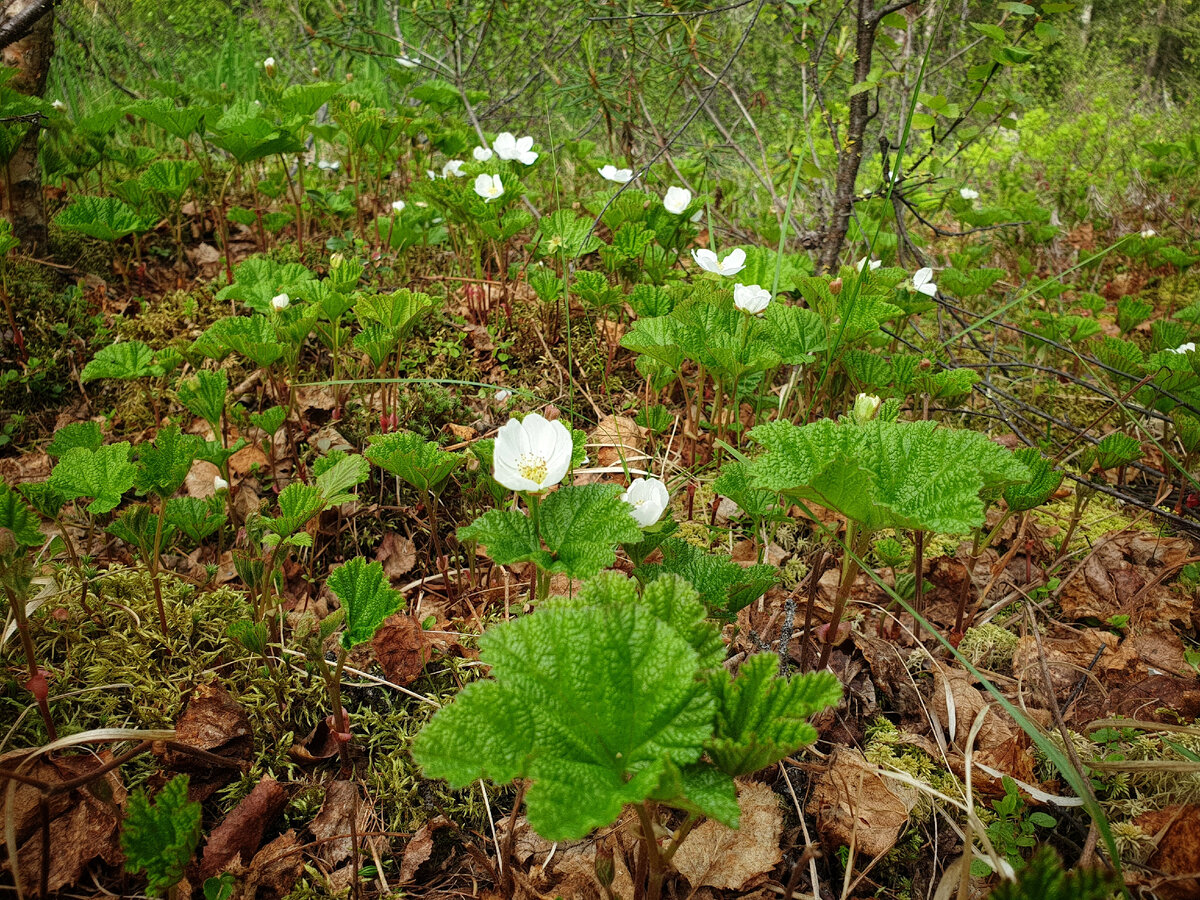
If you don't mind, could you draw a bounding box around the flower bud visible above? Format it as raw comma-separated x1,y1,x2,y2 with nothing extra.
851,392,881,425
345,72,355,83
829,277,843,295
263,56,276,78
213,475,229,493
311,66,320,77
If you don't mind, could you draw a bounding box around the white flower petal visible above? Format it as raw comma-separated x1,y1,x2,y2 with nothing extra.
473,146,493,162
719,248,747,276
691,248,719,273
621,477,669,527
663,186,691,214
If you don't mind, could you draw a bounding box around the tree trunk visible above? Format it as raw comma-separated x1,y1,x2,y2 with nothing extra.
816,0,880,273
2,0,55,252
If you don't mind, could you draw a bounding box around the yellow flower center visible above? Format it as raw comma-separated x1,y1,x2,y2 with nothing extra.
516,454,549,485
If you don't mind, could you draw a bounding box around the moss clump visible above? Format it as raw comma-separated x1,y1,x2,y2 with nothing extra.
863,718,964,821
2,564,488,838
959,623,1019,674
1032,487,1153,555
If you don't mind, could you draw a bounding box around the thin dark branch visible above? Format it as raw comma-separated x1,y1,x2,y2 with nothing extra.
0,0,56,50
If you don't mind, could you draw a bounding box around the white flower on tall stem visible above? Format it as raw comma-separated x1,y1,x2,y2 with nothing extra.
442,159,466,178
959,187,980,200
598,164,633,184
621,477,669,527
733,283,771,314
474,173,505,202
663,186,692,215
473,145,494,162
263,57,276,77
213,475,229,493
856,257,882,272
493,413,573,493
494,132,538,165
691,247,746,277
909,267,937,297
271,293,290,311
391,200,406,214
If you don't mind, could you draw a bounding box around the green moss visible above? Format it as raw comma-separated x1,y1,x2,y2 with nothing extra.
1032,487,1156,555
959,623,1019,674
2,565,489,836
863,718,964,821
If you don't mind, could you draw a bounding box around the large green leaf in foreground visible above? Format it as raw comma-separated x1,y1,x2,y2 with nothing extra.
413,602,715,840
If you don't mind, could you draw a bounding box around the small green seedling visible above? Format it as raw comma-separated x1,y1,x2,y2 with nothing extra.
121,774,203,898
323,557,405,764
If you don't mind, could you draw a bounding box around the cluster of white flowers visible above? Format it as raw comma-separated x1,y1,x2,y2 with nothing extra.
491,414,669,527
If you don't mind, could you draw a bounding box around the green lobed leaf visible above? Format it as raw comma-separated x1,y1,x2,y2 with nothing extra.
81,341,160,382
17,481,66,520
46,421,103,458
748,418,1030,535
313,451,370,506
0,481,42,547
55,196,153,241
637,538,776,619
327,557,406,650
177,370,228,430
713,461,779,519
1003,448,1063,512
165,496,226,544
562,572,725,670
459,483,643,580
1094,433,1142,471
706,653,841,776
134,425,203,498
365,431,462,493
413,602,714,841
49,443,136,515
193,316,285,368
121,774,202,898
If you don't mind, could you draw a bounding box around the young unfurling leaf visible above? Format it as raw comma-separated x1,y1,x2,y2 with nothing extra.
121,774,202,898
706,653,841,776
327,556,405,650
